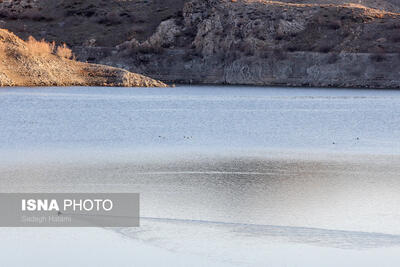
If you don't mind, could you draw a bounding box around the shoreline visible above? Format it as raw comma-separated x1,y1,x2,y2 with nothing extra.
3,83,400,91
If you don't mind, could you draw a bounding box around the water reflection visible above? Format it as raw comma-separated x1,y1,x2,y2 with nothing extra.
1,154,400,238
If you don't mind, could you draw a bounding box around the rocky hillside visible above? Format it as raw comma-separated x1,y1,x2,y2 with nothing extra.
0,0,187,46
1,0,400,88
1,0,399,47
105,0,400,88
0,29,166,87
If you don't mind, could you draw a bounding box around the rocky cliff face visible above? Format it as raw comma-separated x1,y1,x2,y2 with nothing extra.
95,0,400,88
2,0,400,88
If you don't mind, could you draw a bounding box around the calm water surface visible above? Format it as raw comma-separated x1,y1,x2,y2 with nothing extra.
0,86,400,266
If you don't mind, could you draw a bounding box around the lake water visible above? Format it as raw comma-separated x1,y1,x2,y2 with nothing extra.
0,86,400,266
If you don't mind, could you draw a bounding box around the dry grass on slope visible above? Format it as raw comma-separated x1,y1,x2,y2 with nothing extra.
26,36,55,56
26,36,74,59
56,43,74,59
0,29,166,87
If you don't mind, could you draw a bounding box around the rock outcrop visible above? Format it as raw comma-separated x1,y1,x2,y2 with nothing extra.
103,0,400,88
0,29,167,87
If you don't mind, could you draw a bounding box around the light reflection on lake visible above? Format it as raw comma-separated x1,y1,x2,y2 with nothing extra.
1,154,400,238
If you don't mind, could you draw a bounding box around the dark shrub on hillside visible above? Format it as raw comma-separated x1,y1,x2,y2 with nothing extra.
319,45,334,53
0,10,17,20
326,20,341,30
97,11,122,25
286,45,298,52
21,9,54,22
132,45,164,55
